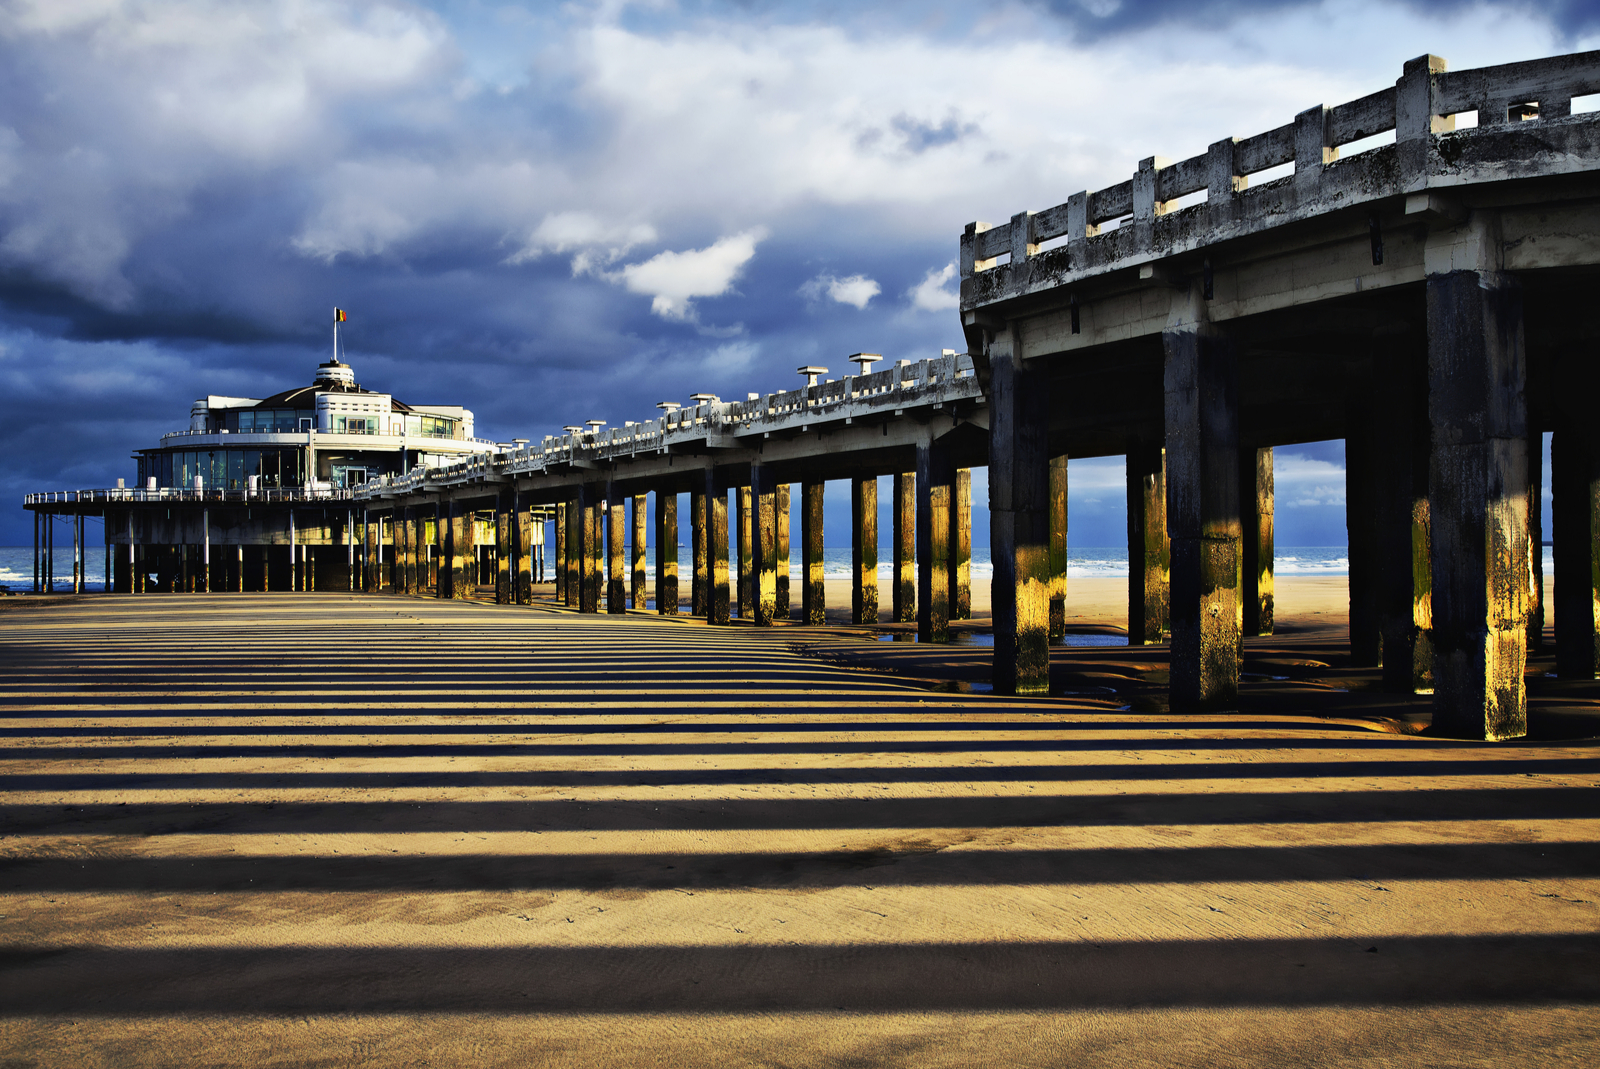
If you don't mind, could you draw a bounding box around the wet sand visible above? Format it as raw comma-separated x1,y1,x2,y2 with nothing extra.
1,591,1596,1066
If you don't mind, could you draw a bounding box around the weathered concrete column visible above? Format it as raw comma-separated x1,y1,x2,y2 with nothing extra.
1164,281,1242,711
1048,454,1068,641
1552,425,1599,679
495,496,511,604
582,488,604,614
1347,414,1384,665
454,502,473,600
737,485,753,619
1426,213,1528,739
556,502,570,605
691,488,708,617
1527,439,1544,649
954,468,972,620
515,495,533,605
1374,342,1434,693
655,490,678,615
1240,447,1274,636
851,475,879,624
631,494,647,609
802,479,825,624
893,472,916,623
200,508,210,594
776,483,791,619
706,469,730,625
752,465,778,626
365,512,379,593
990,326,1052,695
437,502,453,598
917,437,955,643
1126,445,1170,645
607,493,626,614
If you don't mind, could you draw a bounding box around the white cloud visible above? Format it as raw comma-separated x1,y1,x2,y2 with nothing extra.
1275,452,1348,508
800,272,880,310
908,262,958,311
611,229,765,321
506,212,658,274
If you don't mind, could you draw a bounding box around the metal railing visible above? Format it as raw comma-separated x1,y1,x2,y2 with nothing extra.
26,487,360,506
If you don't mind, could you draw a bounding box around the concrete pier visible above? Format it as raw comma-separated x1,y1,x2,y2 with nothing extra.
631,494,647,610
655,490,678,615
775,483,791,619
892,472,915,624
851,475,878,625
1241,447,1274,636
801,479,825,625
607,495,626,615
916,437,954,643
1127,446,1170,646
1048,454,1068,642
706,468,731,625
988,333,1051,696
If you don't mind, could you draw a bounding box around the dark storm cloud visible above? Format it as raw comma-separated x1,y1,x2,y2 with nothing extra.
1037,0,1600,41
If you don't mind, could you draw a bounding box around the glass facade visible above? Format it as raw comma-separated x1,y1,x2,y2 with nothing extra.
404,413,459,438
222,408,309,432
140,448,308,489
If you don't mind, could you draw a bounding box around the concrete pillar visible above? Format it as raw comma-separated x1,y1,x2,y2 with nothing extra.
439,501,456,599
1552,425,1599,679
1375,344,1433,694
776,483,791,620
707,469,730,625
607,493,626,614
752,465,778,626
802,479,825,624
201,508,211,594
917,437,955,643
990,328,1052,695
515,496,533,605
346,508,356,592
72,512,82,594
851,475,879,625
495,496,511,604
581,487,603,614
1164,282,1242,711
1241,447,1274,636
1527,439,1544,649
1426,213,1528,739
1127,445,1170,645
656,490,678,615
1347,416,1383,666
631,494,647,609
893,472,916,623
556,502,569,604
737,484,753,619
954,468,972,620
365,511,379,593
691,488,707,617
236,544,245,593
1048,454,1068,641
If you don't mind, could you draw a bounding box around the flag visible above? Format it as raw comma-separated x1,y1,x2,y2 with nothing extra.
334,308,347,323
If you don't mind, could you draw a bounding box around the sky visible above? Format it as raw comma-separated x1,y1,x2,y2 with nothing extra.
2,0,1589,548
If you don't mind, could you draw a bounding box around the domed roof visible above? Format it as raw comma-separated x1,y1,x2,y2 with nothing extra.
250,359,413,411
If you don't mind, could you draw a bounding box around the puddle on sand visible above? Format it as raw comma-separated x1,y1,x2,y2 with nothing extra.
878,631,1127,648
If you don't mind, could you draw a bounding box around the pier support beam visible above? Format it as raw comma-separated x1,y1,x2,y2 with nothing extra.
556,502,569,605
691,488,708,617
1426,214,1528,739
752,465,778,626
1164,282,1242,711
737,485,753,619
632,495,647,609
655,490,678,615
917,437,955,643
1127,445,1170,645
851,475,879,625
515,494,533,605
1527,440,1544,650
1048,455,1068,641
607,492,626,614
1375,341,1434,693
495,496,511,604
893,472,916,623
776,484,791,620
1552,422,1599,679
1241,447,1274,636
582,488,604,614
989,328,1052,695
955,468,972,620
706,469,730,625
802,480,825,625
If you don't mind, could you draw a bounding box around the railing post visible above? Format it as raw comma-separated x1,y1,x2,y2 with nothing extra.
1133,156,1172,252
1396,54,1450,193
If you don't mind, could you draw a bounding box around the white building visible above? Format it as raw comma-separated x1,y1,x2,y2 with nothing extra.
137,358,499,490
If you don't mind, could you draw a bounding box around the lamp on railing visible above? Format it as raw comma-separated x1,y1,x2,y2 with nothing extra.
689,393,719,407
798,366,828,387
585,420,606,435
848,353,881,375
563,425,584,435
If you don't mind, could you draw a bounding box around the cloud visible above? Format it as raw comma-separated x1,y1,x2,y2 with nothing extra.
611,229,765,321
908,262,958,312
800,272,880,310
1275,452,1347,508
506,212,659,275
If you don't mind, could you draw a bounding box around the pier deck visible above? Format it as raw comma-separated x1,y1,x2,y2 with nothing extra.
1,595,1597,1065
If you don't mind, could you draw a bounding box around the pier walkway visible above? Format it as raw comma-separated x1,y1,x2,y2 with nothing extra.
2,595,1597,1065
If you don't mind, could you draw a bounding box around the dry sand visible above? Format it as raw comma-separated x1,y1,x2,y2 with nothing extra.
0,590,1596,1067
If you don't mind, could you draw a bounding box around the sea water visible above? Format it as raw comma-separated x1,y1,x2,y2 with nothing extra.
0,544,1558,594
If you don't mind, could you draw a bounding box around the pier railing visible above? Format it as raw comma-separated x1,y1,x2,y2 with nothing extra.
962,51,1600,304
25,487,360,506
366,352,980,497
